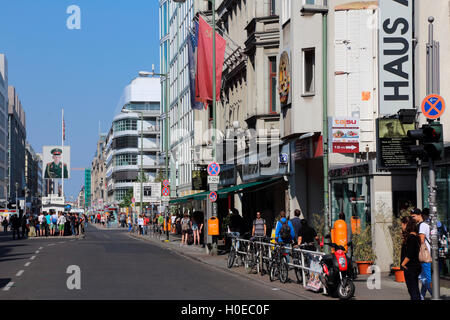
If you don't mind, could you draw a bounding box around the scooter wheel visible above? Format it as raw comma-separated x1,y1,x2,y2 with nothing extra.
337,280,355,300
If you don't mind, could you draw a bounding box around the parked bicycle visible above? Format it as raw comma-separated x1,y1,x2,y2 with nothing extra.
269,242,289,283
227,232,249,268
291,242,317,284
244,236,270,275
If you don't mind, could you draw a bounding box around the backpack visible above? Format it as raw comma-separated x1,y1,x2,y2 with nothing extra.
279,220,291,242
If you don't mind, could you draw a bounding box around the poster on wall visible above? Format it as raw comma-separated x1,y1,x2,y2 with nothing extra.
376,118,416,169
42,146,70,179
133,182,161,203
331,117,360,153
278,48,291,107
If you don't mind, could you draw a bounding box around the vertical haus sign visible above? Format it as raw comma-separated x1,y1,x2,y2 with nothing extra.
379,0,413,115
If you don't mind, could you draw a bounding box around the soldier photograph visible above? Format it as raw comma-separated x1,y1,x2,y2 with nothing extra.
44,148,69,179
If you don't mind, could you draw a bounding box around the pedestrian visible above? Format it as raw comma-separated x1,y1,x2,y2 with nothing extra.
181,213,191,245
33,214,39,236
127,215,132,232
58,212,66,236
51,211,58,236
38,212,45,236
21,214,29,239
275,211,295,245
120,213,126,228
45,212,52,236
74,213,80,235
11,214,21,240
297,219,319,251
401,216,422,300
158,213,164,235
2,215,8,233
191,214,201,245
290,209,302,241
70,213,76,236
171,214,177,234
410,208,432,300
138,215,144,235
251,211,267,239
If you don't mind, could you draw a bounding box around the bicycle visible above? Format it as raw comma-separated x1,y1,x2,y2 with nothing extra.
244,236,269,274
268,242,289,283
291,243,316,284
227,233,244,268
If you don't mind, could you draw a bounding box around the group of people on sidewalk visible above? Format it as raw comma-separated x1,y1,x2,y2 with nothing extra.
0,210,86,240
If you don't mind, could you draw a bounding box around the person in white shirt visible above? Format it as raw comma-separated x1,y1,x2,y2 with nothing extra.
138,215,144,235
411,208,432,300
58,212,66,236
38,213,44,236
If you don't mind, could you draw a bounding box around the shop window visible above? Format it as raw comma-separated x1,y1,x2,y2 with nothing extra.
303,48,315,95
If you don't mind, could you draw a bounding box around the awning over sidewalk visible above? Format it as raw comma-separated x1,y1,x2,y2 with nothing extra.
169,177,283,204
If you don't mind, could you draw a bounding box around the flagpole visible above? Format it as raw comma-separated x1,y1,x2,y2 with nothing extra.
62,108,64,201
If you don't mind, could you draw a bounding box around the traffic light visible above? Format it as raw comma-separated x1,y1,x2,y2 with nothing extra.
407,122,444,161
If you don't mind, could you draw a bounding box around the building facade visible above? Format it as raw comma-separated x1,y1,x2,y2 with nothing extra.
105,76,162,207
25,143,40,213
91,134,107,211
0,54,8,206
7,85,26,205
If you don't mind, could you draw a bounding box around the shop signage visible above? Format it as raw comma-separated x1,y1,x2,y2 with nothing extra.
379,0,413,115
329,164,369,179
279,49,291,106
376,118,416,169
331,118,360,154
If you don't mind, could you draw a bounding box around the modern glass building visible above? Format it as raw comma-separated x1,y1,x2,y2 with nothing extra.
105,76,162,204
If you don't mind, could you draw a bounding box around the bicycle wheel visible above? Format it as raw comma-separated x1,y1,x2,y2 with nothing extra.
279,256,289,283
227,247,236,268
269,262,278,282
293,259,303,284
244,252,253,273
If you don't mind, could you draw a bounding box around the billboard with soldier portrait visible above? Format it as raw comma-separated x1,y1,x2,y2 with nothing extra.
42,146,71,179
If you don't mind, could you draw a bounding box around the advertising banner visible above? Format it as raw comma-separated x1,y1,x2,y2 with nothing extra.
133,182,161,203
379,0,413,115
331,118,360,153
43,146,70,179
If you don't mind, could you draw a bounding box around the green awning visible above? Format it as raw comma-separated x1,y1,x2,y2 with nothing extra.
217,177,282,198
169,177,282,204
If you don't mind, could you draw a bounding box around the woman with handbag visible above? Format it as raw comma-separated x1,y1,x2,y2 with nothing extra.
401,216,422,300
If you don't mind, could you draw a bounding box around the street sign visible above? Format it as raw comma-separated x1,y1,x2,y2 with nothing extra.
331,117,360,153
207,162,220,176
209,191,217,203
279,153,288,164
421,94,445,120
163,179,169,187
207,176,220,184
209,184,218,191
162,187,170,197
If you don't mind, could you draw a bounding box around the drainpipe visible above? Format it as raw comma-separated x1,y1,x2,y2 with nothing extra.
322,12,330,253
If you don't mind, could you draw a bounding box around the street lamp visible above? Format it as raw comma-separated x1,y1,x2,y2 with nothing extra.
15,182,19,215
139,69,170,241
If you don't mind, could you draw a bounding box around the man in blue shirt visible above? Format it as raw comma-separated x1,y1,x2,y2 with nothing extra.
275,211,295,245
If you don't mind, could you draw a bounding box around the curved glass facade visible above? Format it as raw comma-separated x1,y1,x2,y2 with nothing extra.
114,119,137,132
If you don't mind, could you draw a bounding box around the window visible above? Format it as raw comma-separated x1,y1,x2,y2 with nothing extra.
269,57,278,113
303,48,315,95
114,119,137,132
113,136,138,149
281,0,291,25
114,154,137,166
270,0,277,15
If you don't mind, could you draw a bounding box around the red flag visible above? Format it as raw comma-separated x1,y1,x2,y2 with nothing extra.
195,15,226,105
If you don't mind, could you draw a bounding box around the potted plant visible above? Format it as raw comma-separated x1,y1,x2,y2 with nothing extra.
352,225,377,275
388,206,413,282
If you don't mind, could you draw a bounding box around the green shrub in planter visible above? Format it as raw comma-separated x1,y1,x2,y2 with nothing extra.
353,226,377,262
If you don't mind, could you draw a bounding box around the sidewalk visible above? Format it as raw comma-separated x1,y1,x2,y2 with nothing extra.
127,229,450,300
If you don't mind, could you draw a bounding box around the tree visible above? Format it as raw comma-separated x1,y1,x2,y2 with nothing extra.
119,189,133,208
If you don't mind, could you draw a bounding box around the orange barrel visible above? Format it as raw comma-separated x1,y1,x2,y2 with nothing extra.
163,218,167,231
351,216,361,234
208,217,219,236
168,218,171,232
333,219,348,252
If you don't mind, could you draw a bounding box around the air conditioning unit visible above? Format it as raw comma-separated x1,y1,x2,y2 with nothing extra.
301,0,328,14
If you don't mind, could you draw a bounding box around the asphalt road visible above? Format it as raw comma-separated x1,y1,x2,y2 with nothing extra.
0,225,310,300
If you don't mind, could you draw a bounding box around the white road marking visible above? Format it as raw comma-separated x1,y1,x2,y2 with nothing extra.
16,270,24,277
24,262,31,267
35,250,40,254
2,282,14,291
39,247,43,250
30,256,36,260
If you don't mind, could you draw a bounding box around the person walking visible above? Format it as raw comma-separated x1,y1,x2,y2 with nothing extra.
290,209,302,242
401,216,422,300
251,211,267,239
38,212,45,236
45,212,52,236
21,214,29,239
410,208,433,300
51,211,58,236
191,214,201,245
127,215,132,233
2,216,8,233
181,213,191,246
138,215,144,235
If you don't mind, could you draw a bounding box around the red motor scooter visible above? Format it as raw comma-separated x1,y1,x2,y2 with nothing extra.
319,242,356,300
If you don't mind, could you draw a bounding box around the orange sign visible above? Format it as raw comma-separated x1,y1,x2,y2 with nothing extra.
208,217,219,236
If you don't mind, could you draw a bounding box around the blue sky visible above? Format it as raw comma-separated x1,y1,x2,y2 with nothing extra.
0,0,160,200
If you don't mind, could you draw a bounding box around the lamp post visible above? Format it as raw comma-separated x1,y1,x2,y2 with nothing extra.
139,70,170,241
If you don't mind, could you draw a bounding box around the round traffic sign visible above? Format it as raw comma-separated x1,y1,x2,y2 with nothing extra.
209,191,217,203
163,179,169,187
207,162,221,176
421,94,445,120
162,187,170,197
